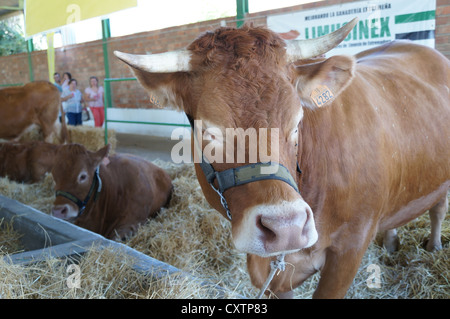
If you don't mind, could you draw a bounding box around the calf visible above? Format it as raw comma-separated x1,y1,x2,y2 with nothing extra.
0,142,59,183
51,143,173,239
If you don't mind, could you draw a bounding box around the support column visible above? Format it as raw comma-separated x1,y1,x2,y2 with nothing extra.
26,39,34,82
236,0,249,28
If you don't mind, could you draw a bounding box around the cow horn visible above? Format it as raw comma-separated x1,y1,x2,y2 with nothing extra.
285,17,358,62
114,50,192,73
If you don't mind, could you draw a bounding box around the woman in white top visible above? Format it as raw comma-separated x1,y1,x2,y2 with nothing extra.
84,76,104,127
61,79,83,126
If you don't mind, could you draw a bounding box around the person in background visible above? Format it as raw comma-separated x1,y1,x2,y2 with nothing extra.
61,79,83,126
61,72,72,91
53,72,62,92
61,72,72,118
84,76,105,127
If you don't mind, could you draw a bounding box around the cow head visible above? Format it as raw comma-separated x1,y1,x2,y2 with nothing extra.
114,19,357,257
51,144,110,221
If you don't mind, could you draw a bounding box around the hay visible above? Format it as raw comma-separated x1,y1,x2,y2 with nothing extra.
0,218,24,255
125,161,257,297
0,245,231,299
16,123,117,153
0,158,448,298
0,173,55,215
67,126,117,153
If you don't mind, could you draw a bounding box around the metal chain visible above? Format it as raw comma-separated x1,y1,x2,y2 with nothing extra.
210,183,232,220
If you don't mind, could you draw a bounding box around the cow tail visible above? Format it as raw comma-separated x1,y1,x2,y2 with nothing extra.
59,103,69,144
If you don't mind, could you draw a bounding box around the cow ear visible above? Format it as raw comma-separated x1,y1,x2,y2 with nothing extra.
92,144,111,167
114,51,192,112
131,69,191,112
294,55,355,109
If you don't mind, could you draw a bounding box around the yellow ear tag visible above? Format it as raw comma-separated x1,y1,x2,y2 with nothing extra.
310,85,334,107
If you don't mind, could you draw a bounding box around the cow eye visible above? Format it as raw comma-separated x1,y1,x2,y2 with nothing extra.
78,172,88,183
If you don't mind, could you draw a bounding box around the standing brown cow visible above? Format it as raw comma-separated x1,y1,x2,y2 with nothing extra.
51,144,173,239
0,81,66,143
114,19,449,298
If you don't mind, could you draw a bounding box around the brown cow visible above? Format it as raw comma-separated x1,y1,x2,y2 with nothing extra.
114,19,449,298
51,144,173,239
0,81,67,143
0,141,59,183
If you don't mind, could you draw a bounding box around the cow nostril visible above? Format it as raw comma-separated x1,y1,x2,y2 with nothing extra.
52,205,69,218
257,215,276,242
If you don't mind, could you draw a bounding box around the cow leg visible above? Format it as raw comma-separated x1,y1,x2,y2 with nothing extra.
383,229,400,253
42,124,56,143
313,227,375,299
425,195,448,252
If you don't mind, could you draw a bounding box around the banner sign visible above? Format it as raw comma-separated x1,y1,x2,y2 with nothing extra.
25,0,137,37
268,0,436,56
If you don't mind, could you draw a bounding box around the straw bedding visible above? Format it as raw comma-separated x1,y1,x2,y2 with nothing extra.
17,124,117,153
0,158,448,298
0,123,448,298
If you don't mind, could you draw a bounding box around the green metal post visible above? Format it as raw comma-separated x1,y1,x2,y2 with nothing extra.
236,0,249,28
104,84,109,145
102,19,111,145
102,19,111,79
26,39,34,82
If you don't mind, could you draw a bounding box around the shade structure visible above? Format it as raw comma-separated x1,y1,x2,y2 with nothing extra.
25,0,137,37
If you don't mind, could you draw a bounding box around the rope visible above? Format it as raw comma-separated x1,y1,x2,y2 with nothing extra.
256,253,286,299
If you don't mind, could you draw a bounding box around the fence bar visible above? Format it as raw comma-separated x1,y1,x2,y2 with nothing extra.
103,77,188,145
0,83,24,87
107,119,189,127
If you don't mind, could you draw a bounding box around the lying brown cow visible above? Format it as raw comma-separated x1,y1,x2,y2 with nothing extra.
0,81,67,143
51,143,173,239
0,141,59,183
114,18,449,298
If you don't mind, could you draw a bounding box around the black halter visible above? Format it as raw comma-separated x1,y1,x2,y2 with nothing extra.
186,114,301,221
55,167,102,217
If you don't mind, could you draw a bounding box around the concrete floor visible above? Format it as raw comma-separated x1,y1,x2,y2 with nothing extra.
115,133,180,162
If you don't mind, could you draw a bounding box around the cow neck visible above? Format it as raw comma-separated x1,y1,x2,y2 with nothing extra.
186,114,302,221
297,108,331,215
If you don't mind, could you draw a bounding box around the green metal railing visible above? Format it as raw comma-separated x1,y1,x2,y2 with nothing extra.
0,83,24,88
103,77,190,145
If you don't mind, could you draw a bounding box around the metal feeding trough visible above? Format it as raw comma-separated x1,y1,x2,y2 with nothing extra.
0,194,236,297
0,194,105,264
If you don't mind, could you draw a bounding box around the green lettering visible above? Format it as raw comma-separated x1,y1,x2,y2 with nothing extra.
343,22,351,41
331,23,341,32
380,17,390,37
359,20,369,40
317,25,329,37
371,18,379,38
305,27,309,39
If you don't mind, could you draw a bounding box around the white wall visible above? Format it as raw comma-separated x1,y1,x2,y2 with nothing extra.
104,108,191,138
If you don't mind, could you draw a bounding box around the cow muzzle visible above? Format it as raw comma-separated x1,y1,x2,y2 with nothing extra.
233,199,318,257
51,203,78,220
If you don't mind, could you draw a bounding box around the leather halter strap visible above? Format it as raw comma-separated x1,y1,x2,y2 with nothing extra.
55,167,102,217
186,114,301,220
